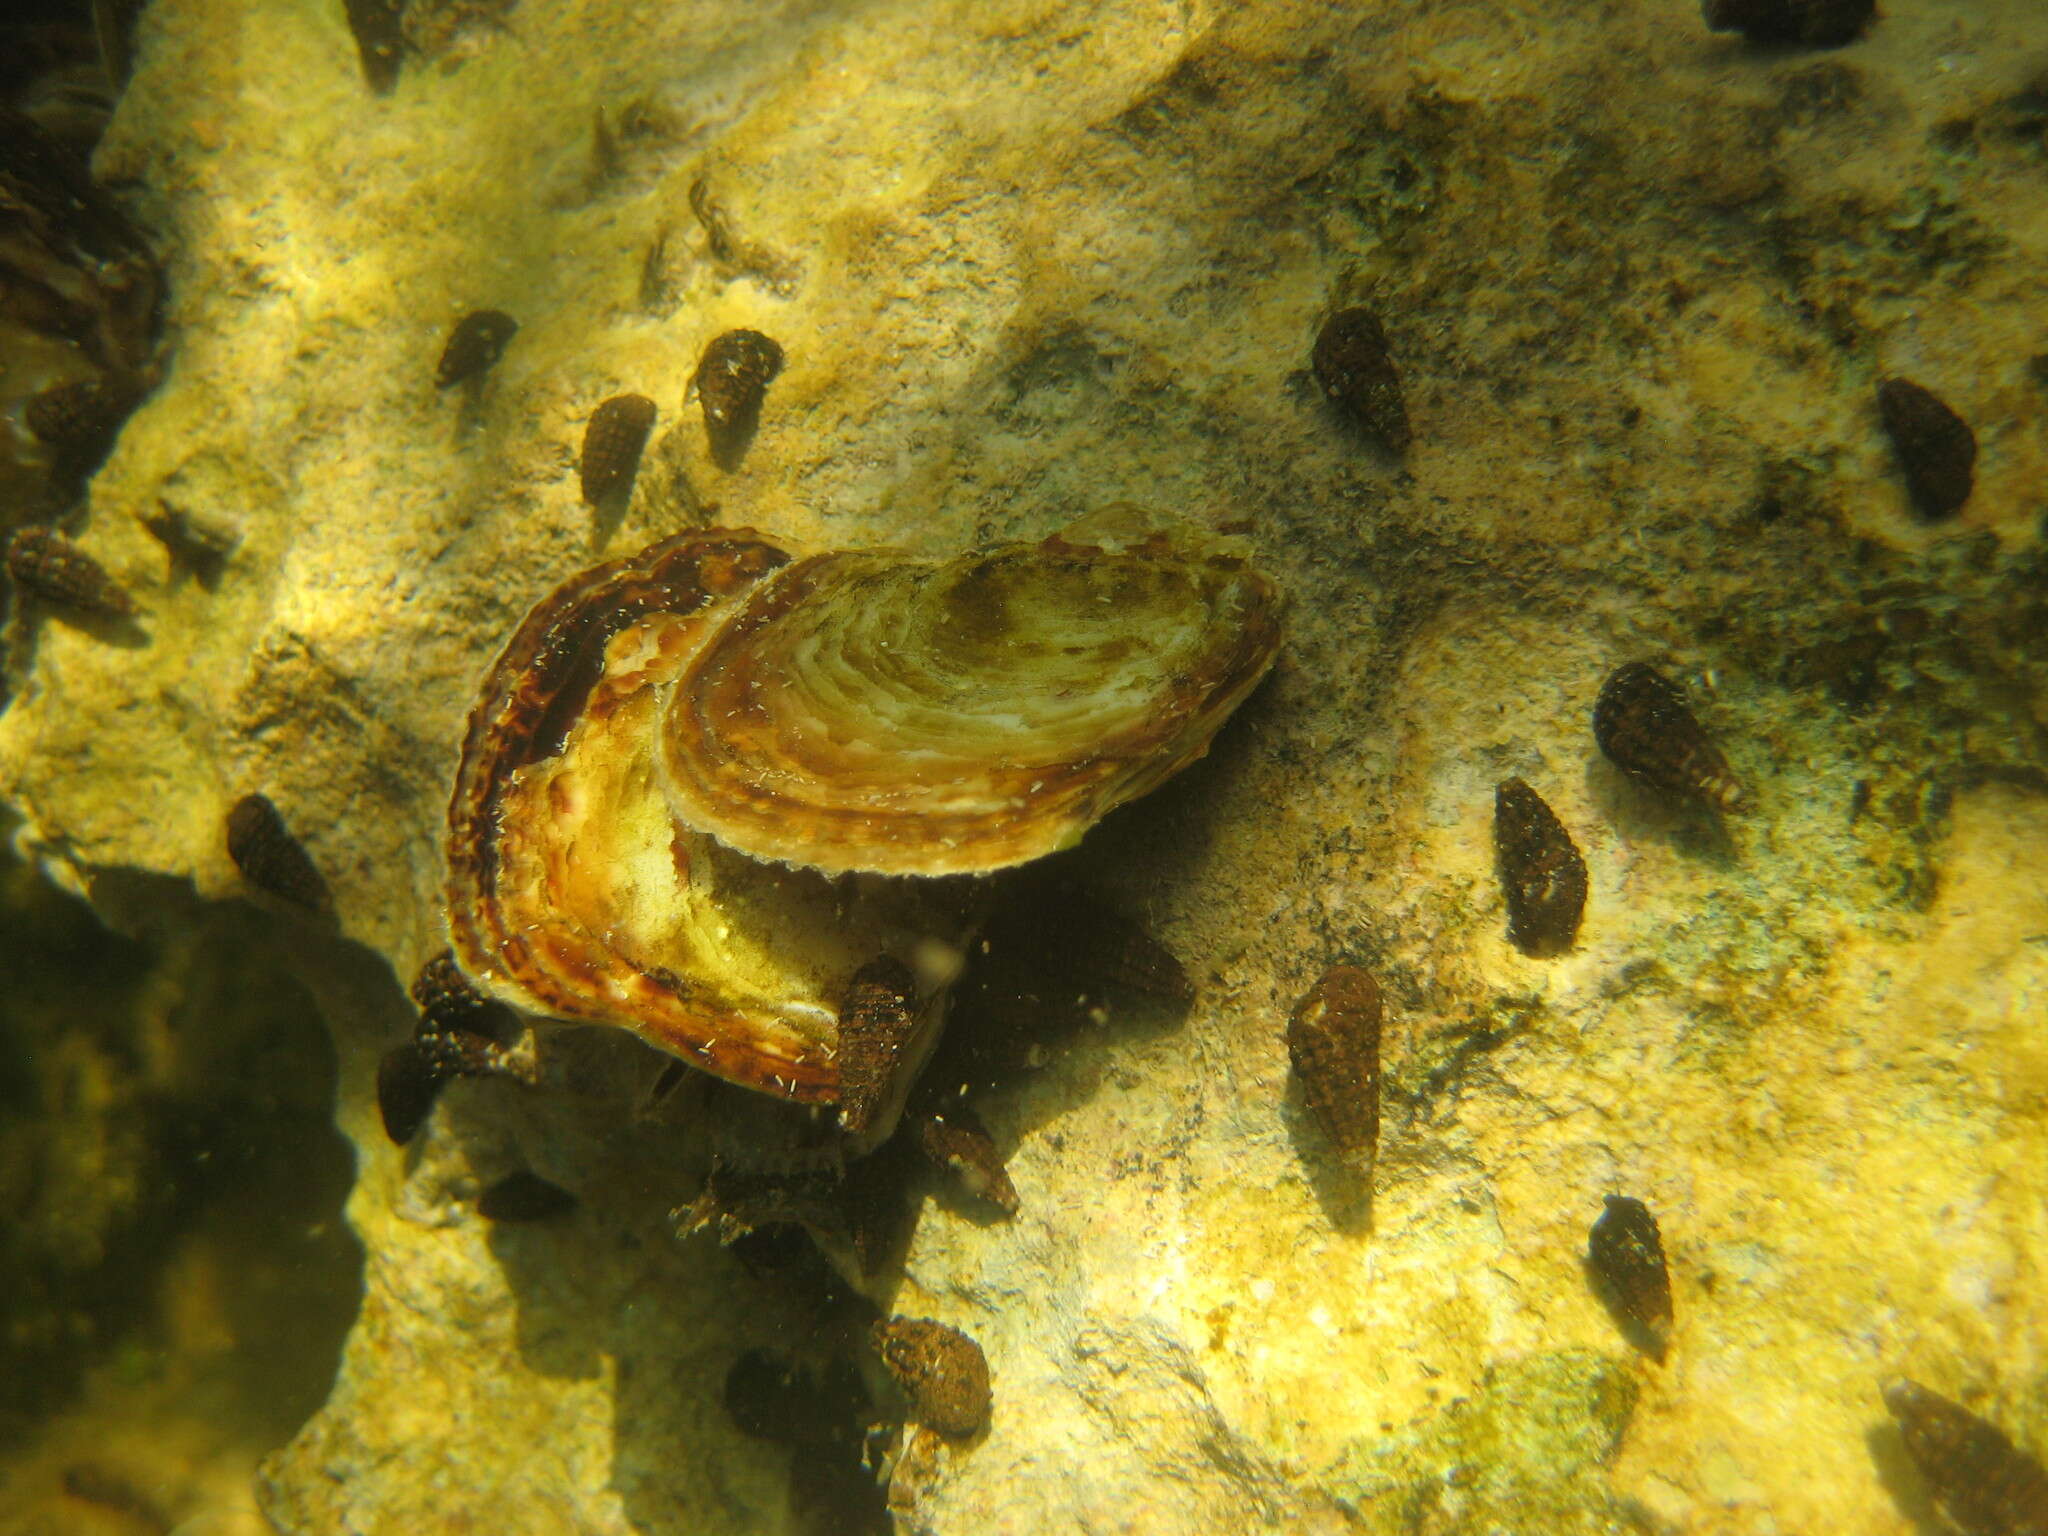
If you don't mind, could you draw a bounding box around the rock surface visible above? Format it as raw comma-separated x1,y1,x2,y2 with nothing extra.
3,0,2047,1532
0,842,359,1534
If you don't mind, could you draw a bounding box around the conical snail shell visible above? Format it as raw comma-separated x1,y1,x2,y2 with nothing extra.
443,518,1281,1114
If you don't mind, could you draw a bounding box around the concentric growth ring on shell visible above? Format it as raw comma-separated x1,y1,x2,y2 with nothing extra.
655,526,1283,877
441,517,1282,1117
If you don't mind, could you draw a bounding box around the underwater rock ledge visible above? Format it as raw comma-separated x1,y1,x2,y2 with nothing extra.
2,0,2046,1532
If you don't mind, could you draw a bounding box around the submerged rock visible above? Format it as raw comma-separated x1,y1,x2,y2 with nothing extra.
4,2,2045,1532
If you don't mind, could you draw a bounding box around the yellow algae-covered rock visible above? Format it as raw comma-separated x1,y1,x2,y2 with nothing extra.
1,0,2046,1532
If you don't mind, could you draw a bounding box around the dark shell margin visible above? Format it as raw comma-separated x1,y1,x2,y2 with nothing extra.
441,528,835,1099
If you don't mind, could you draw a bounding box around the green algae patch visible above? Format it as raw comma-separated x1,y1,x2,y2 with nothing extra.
1324,1349,1649,1535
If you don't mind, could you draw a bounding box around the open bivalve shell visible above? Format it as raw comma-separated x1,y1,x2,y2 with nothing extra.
444,518,1281,1121
657,514,1283,876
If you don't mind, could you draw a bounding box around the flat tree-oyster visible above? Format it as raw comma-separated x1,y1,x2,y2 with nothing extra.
658,514,1282,876
445,517,1280,1124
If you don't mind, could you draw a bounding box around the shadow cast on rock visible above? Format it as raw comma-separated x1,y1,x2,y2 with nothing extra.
41,604,151,648
1281,1086,1373,1237
39,866,367,1467
585,485,636,556
1068,664,1280,902
705,399,764,473
441,1026,890,1534
1864,1419,1945,1536
1584,757,1740,865
1577,1253,1666,1365
375,827,1210,1533
918,851,1198,1154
